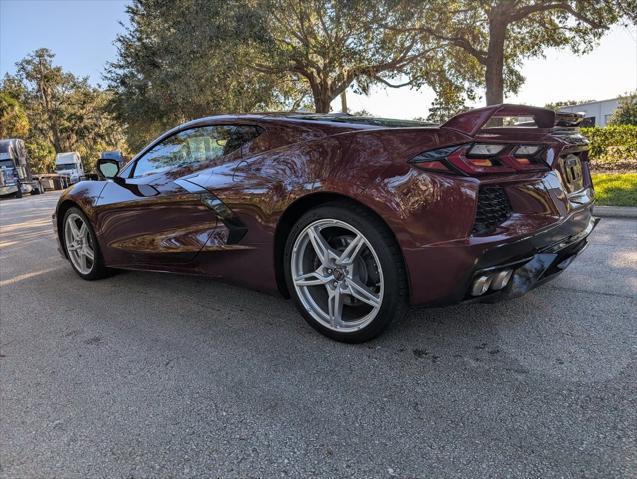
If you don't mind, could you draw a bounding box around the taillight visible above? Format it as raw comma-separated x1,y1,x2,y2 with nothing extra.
409,146,462,173
410,142,548,176
468,144,506,156
514,145,541,156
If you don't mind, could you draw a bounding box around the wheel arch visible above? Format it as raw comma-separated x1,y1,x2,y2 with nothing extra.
273,191,409,300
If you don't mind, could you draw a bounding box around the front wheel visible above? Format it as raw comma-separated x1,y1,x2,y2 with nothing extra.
62,207,110,280
31,184,42,195
284,202,408,343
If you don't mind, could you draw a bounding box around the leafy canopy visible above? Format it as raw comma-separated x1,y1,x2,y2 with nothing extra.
1,48,127,172
253,0,436,112
106,0,311,149
0,92,29,138
106,0,438,136
391,0,633,105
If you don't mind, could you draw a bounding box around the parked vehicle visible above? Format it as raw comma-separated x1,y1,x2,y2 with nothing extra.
0,139,43,197
55,152,84,184
34,174,71,191
53,104,598,342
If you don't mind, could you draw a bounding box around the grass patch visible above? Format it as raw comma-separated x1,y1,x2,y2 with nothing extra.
591,173,637,207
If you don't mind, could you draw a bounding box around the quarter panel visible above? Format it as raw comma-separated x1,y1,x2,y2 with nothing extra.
185,128,482,296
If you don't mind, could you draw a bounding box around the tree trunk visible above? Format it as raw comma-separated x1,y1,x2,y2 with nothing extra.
313,92,333,113
40,86,63,152
48,115,63,153
485,15,507,105
340,91,348,113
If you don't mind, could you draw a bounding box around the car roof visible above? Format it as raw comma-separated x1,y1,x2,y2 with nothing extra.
129,112,441,166
177,113,438,131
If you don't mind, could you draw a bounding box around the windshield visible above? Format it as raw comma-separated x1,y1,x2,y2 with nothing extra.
0,159,15,170
56,164,77,171
0,160,18,183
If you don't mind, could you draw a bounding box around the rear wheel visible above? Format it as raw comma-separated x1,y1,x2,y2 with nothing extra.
284,202,408,342
62,207,109,280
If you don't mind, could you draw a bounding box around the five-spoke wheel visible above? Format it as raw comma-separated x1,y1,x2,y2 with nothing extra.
285,201,407,342
291,219,384,332
65,212,95,274
62,207,109,280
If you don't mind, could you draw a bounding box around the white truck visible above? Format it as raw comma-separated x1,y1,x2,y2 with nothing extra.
0,139,43,197
55,152,84,184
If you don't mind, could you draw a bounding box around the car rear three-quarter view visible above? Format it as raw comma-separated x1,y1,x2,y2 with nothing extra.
53,104,598,342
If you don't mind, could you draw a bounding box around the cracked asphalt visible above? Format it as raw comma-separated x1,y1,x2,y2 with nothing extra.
1,192,635,478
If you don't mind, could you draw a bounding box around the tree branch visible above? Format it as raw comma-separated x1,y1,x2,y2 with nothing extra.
373,76,415,88
509,2,604,28
383,24,488,64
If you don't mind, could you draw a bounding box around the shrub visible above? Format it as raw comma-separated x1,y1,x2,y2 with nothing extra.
608,92,637,126
580,125,637,171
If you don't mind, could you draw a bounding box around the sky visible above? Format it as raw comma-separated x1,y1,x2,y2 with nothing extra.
1,0,636,119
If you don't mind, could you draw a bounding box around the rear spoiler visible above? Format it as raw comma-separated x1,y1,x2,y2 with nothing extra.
554,111,585,127
442,104,584,136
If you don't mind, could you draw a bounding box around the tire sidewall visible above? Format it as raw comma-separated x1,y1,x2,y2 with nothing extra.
284,204,406,342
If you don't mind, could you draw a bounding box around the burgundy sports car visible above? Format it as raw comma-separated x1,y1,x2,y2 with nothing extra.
54,104,598,342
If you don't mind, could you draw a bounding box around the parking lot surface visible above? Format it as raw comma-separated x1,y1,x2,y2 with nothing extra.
1,192,636,478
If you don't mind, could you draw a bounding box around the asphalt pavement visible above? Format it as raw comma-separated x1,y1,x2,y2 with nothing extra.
1,192,635,478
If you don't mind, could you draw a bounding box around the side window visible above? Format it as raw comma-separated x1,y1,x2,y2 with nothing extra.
131,125,262,178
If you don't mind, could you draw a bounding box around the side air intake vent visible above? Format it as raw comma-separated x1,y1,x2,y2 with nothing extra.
472,187,511,234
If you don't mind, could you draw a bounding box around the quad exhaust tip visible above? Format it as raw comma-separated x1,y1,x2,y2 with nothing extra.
471,269,513,296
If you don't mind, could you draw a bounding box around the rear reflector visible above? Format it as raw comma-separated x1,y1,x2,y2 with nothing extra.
469,159,493,167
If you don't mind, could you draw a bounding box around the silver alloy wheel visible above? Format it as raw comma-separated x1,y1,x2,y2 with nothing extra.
291,219,384,332
64,213,95,275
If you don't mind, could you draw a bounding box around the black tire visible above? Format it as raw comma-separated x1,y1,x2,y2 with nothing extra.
62,206,111,280
284,201,409,343
15,189,22,198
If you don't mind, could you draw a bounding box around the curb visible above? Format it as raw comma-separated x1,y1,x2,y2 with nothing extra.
593,206,637,219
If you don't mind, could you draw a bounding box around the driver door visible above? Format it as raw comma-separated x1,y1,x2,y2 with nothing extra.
93,125,240,268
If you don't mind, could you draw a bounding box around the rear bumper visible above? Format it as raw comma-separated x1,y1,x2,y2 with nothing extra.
406,205,598,305
470,215,598,303
0,185,18,196
0,183,35,196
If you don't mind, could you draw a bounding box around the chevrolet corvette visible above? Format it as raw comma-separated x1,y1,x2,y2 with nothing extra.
53,104,598,342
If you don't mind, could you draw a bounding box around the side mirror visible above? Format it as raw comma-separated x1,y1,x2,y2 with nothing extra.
97,158,120,179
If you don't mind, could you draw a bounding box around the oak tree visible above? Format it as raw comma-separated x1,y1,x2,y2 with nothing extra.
2,49,127,171
394,0,633,105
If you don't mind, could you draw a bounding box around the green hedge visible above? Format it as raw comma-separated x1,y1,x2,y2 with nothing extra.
580,125,637,171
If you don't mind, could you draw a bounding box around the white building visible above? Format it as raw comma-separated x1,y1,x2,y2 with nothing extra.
559,98,620,127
